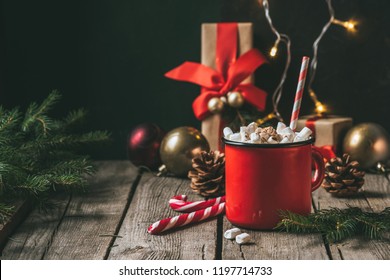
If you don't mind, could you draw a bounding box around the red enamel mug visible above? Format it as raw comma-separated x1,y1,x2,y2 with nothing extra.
222,138,325,229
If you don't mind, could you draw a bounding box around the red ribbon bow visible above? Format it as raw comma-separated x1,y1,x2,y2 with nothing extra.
164,23,268,120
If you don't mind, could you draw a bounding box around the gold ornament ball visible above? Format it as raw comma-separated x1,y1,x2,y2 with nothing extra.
207,97,224,114
159,127,210,177
343,123,390,169
227,91,244,108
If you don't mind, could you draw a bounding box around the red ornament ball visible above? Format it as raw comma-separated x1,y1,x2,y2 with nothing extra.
127,123,165,169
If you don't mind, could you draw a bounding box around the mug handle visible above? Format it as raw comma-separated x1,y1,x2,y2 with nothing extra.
311,147,325,192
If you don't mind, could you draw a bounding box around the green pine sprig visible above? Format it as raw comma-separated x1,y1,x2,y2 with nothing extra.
275,206,390,242
0,91,110,222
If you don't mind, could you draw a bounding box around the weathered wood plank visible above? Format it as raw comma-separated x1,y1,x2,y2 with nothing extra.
0,193,70,260
108,173,218,260
313,174,390,260
1,161,138,260
363,174,390,212
0,200,33,252
222,213,329,260
41,161,138,260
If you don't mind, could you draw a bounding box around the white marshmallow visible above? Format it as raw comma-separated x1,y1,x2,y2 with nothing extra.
280,127,294,136
296,127,312,140
235,232,251,244
280,136,291,143
224,122,312,144
240,126,249,142
240,131,249,141
276,122,286,133
224,228,242,240
279,128,294,142
267,136,278,144
293,135,303,142
223,127,233,138
250,132,260,142
246,122,258,134
229,133,241,141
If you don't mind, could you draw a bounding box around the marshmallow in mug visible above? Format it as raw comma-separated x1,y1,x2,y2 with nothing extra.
224,122,312,144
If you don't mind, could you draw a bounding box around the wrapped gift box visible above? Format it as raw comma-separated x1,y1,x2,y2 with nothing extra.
201,23,253,151
165,22,267,152
296,115,353,155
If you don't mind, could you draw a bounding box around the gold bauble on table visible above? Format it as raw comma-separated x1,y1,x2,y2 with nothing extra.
207,97,224,114
159,127,210,177
227,91,244,108
343,123,390,169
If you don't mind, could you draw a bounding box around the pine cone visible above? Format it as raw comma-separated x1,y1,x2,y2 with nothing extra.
188,151,225,197
321,153,365,196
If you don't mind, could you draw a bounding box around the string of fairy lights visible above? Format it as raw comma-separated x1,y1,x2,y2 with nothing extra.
260,0,357,119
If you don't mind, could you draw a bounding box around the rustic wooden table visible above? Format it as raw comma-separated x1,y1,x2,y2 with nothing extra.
1,161,389,260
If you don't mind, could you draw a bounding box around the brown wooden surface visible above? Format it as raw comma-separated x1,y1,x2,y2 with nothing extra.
313,174,390,260
1,161,138,260
222,217,329,260
108,172,218,260
0,200,33,252
1,161,389,260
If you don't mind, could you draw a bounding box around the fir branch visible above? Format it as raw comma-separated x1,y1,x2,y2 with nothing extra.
0,107,21,133
275,211,319,233
355,215,386,239
0,91,110,223
63,108,88,129
276,207,390,242
21,90,61,134
21,130,110,151
323,218,358,242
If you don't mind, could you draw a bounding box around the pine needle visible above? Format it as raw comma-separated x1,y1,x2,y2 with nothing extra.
0,91,110,222
276,206,390,242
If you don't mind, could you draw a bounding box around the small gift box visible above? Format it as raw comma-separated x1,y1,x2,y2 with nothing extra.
165,23,268,151
296,115,353,159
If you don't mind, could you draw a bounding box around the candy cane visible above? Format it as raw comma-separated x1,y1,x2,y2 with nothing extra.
169,194,225,212
148,202,225,235
290,56,310,131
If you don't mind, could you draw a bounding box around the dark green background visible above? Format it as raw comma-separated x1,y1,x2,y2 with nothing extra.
1,0,389,159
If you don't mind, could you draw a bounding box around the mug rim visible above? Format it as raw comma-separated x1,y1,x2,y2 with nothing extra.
222,137,315,148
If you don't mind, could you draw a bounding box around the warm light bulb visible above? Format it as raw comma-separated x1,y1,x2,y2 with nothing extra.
309,89,328,115
332,19,357,32
269,39,280,58
315,102,327,114
270,46,277,57
344,20,356,31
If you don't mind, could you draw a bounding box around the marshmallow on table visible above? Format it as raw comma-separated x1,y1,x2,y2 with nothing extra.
235,232,251,244
224,228,242,240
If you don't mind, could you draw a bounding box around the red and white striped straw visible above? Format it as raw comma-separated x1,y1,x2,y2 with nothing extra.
169,194,225,212
289,56,310,131
148,202,225,235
